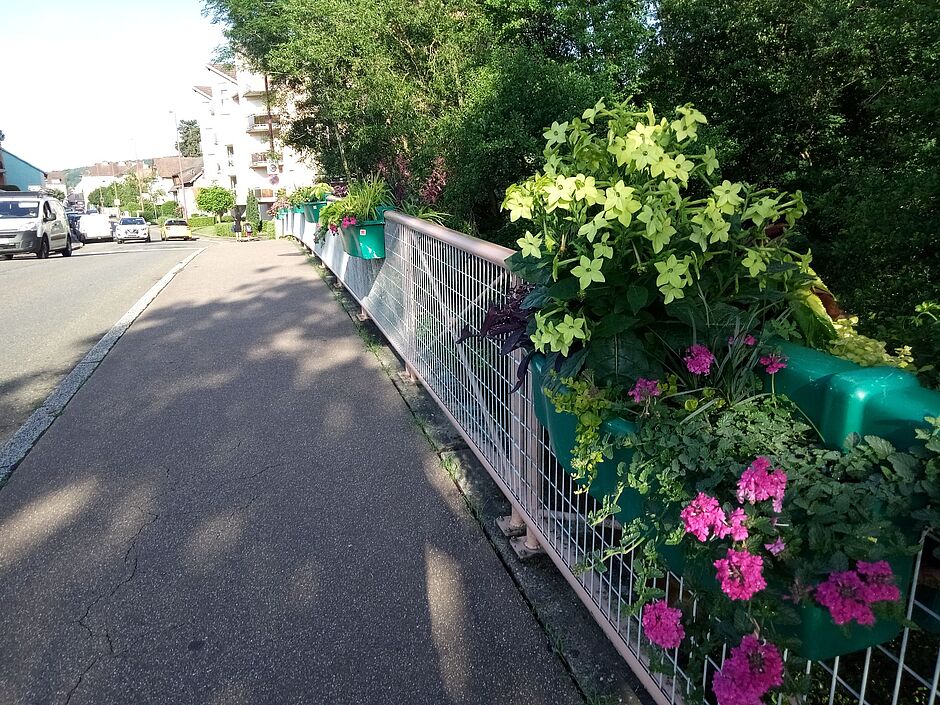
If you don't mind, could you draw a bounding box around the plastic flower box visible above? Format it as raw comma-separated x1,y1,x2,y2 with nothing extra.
339,221,386,260
301,200,328,224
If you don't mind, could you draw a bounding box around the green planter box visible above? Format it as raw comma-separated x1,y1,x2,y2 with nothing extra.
529,355,643,523
302,201,328,224
340,221,386,259
291,206,304,214
276,208,287,220
769,341,940,450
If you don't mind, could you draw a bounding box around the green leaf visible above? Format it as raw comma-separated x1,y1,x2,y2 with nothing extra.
548,277,582,301
626,285,651,315
506,252,552,286
593,314,637,339
587,332,659,386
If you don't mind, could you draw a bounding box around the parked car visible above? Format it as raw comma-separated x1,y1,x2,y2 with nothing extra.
114,217,150,243
160,219,192,241
0,191,73,259
78,213,113,242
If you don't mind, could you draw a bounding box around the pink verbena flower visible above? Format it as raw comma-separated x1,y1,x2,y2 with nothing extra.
684,344,716,375
712,635,784,705
727,334,758,347
718,507,750,541
815,570,875,626
629,377,662,403
764,538,786,556
857,561,901,604
641,599,685,650
714,548,767,600
759,354,787,375
681,493,726,542
736,457,787,513
341,215,358,228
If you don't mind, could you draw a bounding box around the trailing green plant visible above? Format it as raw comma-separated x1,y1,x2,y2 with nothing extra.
317,175,392,235
289,183,334,205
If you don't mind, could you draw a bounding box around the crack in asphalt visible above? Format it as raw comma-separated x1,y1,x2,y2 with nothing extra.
63,656,98,705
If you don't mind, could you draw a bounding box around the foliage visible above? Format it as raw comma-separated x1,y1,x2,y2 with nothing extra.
159,201,181,217
320,176,391,225
87,173,156,214
503,98,818,389
245,189,261,229
640,0,940,381
288,183,333,205
47,188,65,201
187,216,215,228
176,119,202,157
195,186,235,220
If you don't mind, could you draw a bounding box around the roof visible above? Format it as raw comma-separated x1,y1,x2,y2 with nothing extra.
1,148,47,177
153,156,203,179
193,85,213,99
81,161,151,178
207,63,237,84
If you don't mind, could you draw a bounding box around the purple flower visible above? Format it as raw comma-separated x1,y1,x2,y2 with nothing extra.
684,344,716,375
815,570,875,626
341,215,358,228
712,635,784,705
629,377,662,404
642,599,685,650
714,548,767,601
727,334,757,347
759,354,787,375
764,538,786,556
857,561,901,604
736,457,787,513
419,156,448,205
681,493,727,542
722,507,749,542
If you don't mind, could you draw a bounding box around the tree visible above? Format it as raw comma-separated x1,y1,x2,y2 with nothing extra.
47,188,65,201
196,186,235,221
246,189,261,230
176,119,203,157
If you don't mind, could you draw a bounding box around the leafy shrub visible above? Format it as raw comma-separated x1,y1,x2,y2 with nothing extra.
188,216,215,228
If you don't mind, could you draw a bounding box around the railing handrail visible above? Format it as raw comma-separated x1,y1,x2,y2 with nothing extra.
385,210,514,268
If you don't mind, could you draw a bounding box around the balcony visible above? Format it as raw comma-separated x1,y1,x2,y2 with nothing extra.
246,115,280,133
250,152,283,169
252,188,276,202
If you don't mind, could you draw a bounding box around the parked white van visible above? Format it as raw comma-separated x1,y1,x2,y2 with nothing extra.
78,214,113,242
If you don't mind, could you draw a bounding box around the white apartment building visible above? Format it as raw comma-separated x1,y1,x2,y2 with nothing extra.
193,63,318,221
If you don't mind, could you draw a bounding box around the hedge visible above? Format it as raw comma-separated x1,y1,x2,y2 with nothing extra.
188,216,215,228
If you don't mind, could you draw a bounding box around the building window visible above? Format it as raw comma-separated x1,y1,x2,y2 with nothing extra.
226,145,234,167
230,176,237,191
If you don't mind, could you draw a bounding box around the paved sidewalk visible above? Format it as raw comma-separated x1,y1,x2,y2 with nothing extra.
0,240,583,705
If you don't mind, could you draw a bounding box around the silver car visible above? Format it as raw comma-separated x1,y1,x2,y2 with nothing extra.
114,217,151,244
0,192,73,259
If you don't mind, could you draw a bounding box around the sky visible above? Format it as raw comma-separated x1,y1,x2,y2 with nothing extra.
0,0,226,171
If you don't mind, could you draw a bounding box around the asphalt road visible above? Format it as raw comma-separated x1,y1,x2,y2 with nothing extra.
0,238,583,704
0,235,208,445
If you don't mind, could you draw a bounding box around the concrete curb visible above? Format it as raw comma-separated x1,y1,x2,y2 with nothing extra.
0,247,207,484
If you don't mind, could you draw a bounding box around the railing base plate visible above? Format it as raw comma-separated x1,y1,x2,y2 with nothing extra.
509,535,545,560
496,515,527,538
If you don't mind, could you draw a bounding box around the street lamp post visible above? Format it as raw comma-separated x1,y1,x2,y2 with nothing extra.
169,110,189,219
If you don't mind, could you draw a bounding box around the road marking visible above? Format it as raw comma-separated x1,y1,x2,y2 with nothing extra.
0,247,207,485
75,247,203,256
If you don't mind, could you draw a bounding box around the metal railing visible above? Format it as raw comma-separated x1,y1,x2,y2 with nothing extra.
284,212,940,705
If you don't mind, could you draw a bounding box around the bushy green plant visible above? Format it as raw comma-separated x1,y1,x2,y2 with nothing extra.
318,176,392,229
188,216,215,228
288,183,333,206
504,98,817,388
195,186,235,221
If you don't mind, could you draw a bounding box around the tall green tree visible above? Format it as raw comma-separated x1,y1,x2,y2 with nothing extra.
196,185,236,221
176,119,203,157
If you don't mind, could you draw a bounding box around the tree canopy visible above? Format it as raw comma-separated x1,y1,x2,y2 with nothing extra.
177,119,203,158
196,185,235,220
205,0,938,370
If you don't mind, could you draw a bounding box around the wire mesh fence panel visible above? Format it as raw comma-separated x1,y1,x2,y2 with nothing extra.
294,214,940,705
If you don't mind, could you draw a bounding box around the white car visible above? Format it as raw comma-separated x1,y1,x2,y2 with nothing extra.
114,217,151,243
0,192,73,259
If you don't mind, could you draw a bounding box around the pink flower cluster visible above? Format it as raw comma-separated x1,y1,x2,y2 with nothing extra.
715,548,767,601
712,635,784,705
727,334,757,347
629,377,662,403
736,457,787,513
759,353,787,375
815,560,901,626
681,494,750,543
420,156,448,205
341,215,358,228
684,344,716,375
642,599,685,649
